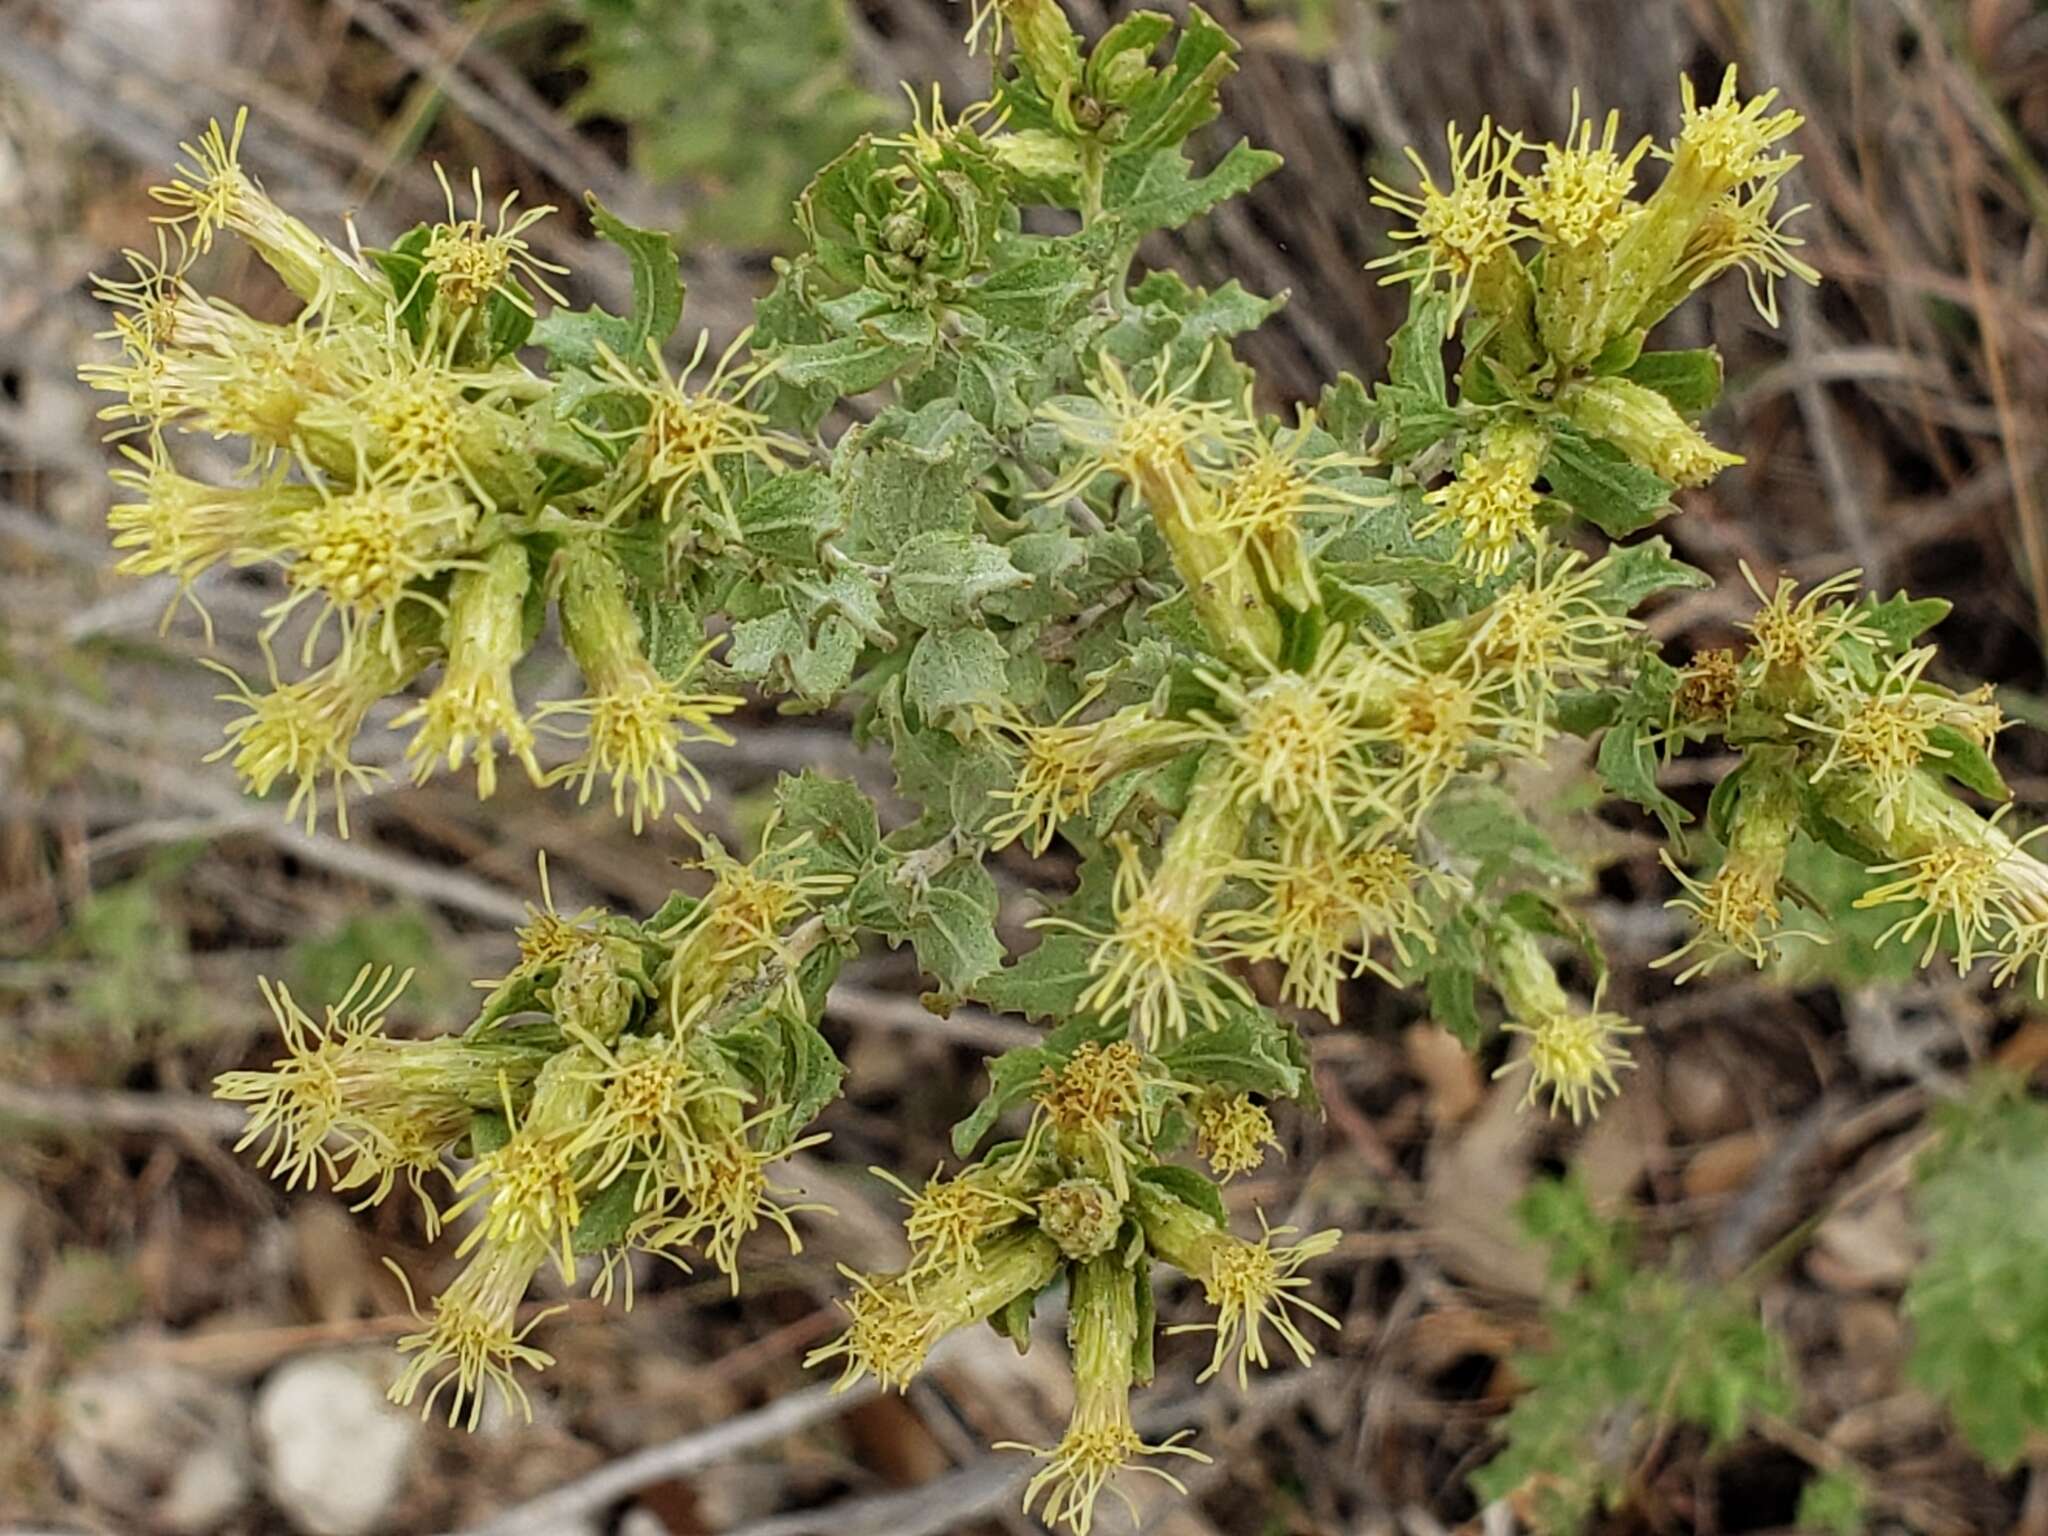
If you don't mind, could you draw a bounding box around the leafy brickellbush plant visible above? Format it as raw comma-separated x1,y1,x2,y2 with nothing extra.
82,0,2048,1526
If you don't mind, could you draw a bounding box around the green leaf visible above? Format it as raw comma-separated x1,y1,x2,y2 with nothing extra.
1596,659,1689,835
889,533,1031,629
530,195,685,371
737,471,841,567
1156,1004,1305,1099
570,1176,642,1256
1426,964,1483,1050
905,627,1009,717
1387,286,1449,406
1907,1078,2048,1468
1621,347,1725,414
1855,591,1952,652
836,402,993,554
1427,783,1584,892
1587,537,1711,613
774,327,929,394
1928,723,2010,801
773,771,881,879
907,862,1007,994
959,251,1092,333
971,932,1099,1022
1544,426,1676,539
1114,140,1282,237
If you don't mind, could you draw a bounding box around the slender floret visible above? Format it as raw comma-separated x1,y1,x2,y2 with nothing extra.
1008,1256,1207,1536
421,164,569,314
389,1237,561,1429
1516,95,1650,249
1414,418,1551,577
589,330,798,525
1369,119,1526,319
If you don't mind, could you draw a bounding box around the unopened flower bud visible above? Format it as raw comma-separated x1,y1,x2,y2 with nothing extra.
1560,375,1740,488
1038,1176,1124,1260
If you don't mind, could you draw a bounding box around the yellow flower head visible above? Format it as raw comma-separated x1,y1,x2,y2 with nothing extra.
1363,654,1520,822
1471,553,1635,741
1679,178,1819,326
1206,410,1386,604
389,1236,560,1430
1039,348,1254,508
1670,647,1743,731
215,966,407,1191
1740,564,1880,694
1855,839,2015,972
538,665,741,833
1792,647,1948,839
807,1268,941,1389
1010,1253,1208,1536
1497,1006,1639,1123
274,467,478,661
149,108,375,309
1369,119,1527,319
1168,1216,1342,1389
684,831,853,963
1192,633,1378,835
106,440,309,597
1415,418,1550,578
1060,839,1251,1047
1209,841,1439,1019
1519,95,1650,248
656,1125,830,1285
1014,1410,1202,1536
422,164,569,315
880,1163,1035,1280
1654,849,1784,983
205,647,419,836
395,544,540,800
979,694,1181,856
592,330,798,524
1194,1091,1279,1181
1667,65,1803,189
446,1080,590,1286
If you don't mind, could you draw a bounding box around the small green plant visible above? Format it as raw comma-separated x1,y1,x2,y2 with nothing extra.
81,0,2048,1526
1472,1178,1792,1530
1905,1075,2048,1468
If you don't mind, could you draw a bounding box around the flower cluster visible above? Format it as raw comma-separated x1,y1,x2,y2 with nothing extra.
812,1030,1336,1533
1655,568,2048,995
83,115,789,832
218,836,851,1427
